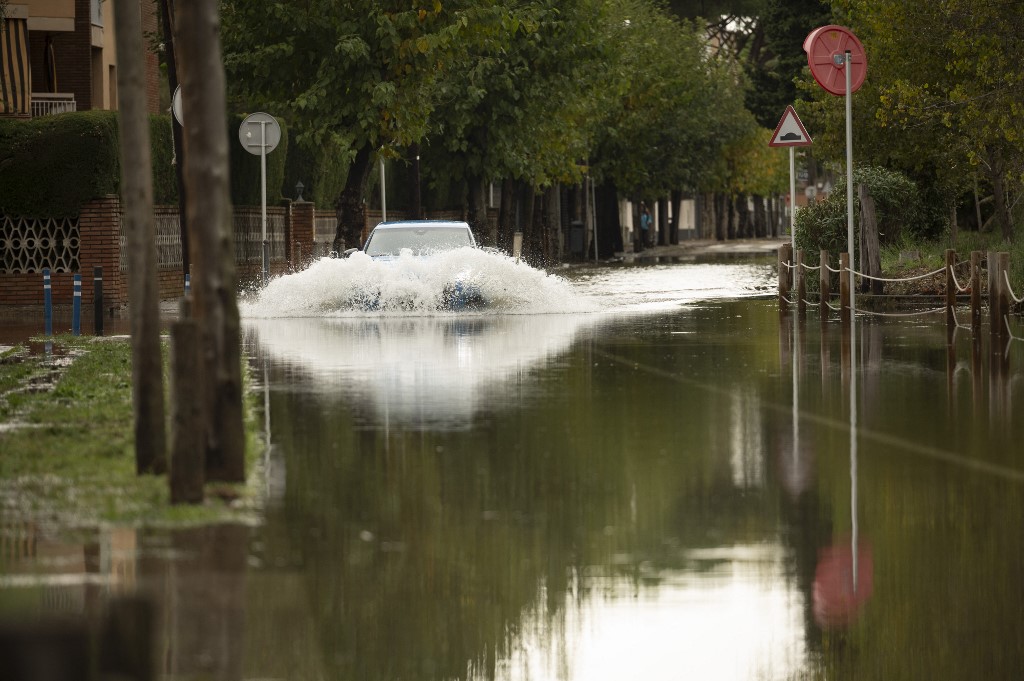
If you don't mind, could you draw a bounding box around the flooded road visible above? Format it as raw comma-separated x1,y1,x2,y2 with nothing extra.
3,253,1024,679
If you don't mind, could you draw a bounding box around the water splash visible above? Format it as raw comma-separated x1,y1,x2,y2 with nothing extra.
240,248,599,318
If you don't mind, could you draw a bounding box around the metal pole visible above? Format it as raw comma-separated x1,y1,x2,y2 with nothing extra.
846,50,859,594
591,177,599,263
380,155,387,223
93,266,104,336
43,268,52,337
845,50,855,318
261,120,269,287
72,273,81,336
789,146,797,251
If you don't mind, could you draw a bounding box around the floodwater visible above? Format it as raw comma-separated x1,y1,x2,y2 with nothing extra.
2,249,1024,680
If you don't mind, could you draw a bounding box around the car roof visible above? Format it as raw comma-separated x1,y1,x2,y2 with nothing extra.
371,220,471,230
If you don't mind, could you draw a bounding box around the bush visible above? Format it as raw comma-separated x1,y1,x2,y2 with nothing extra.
795,165,928,264
0,111,120,217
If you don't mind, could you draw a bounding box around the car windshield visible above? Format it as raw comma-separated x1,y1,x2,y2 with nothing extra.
364,227,473,257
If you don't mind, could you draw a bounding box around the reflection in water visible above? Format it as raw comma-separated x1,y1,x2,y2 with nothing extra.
3,295,1024,680
244,315,597,428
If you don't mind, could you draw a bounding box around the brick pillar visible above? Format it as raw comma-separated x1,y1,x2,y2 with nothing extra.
290,200,315,270
79,196,127,309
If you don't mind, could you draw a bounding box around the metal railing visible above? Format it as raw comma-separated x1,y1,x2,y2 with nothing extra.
31,93,77,118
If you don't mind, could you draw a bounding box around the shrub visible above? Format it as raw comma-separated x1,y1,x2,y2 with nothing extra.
795,165,928,264
0,110,120,217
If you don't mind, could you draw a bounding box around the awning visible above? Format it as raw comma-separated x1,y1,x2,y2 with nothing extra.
1,17,32,115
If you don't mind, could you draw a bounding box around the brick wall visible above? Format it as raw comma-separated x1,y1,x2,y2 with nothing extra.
143,0,161,114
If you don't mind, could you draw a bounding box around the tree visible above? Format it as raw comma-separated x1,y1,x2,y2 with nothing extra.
805,0,1024,242
114,0,167,475
222,1,511,251
177,0,246,481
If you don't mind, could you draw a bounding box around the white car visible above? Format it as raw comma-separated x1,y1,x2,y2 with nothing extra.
348,220,485,310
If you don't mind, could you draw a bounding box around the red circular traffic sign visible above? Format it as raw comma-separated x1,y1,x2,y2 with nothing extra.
804,25,867,96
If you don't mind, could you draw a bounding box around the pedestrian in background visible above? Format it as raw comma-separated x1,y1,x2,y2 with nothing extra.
640,202,653,248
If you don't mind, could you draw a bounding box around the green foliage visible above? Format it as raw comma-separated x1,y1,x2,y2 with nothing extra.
795,165,926,258
0,111,120,217
282,134,351,209
150,114,178,205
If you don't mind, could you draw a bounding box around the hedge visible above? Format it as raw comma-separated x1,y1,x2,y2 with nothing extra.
0,110,121,217
0,110,293,217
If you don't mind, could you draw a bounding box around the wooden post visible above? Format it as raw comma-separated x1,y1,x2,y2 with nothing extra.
115,0,167,475
778,244,792,304
170,314,205,504
970,251,981,333
819,249,831,320
840,252,851,324
945,249,956,331
858,183,882,293
996,252,1011,338
796,249,806,317
176,0,247,482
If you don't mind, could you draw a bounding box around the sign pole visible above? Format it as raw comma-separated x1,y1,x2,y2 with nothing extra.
380,155,387,223
261,120,269,287
845,50,854,317
789,147,797,250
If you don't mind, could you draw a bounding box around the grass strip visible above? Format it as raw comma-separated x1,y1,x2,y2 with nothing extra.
0,335,265,528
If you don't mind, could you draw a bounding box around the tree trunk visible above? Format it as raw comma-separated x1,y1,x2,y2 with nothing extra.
544,184,561,262
498,178,517,253
157,0,189,281
990,147,1013,242
333,143,372,253
115,0,167,475
175,0,246,482
715,193,727,240
596,181,623,258
670,189,682,244
523,184,538,259
753,195,766,237
409,143,423,219
858,183,883,294
467,175,490,245
656,196,668,245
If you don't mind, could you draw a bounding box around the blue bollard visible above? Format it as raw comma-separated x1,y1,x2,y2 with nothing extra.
72,273,82,336
43,268,53,337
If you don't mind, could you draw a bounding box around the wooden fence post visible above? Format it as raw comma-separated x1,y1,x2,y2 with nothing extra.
778,244,792,305
996,252,1011,337
970,251,981,333
170,309,205,505
819,249,831,320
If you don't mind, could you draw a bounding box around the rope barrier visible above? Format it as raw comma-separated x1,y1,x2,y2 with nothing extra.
949,265,970,293
824,301,842,312
1005,315,1024,343
1004,271,1024,304
825,264,841,273
855,306,946,318
949,305,972,331
781,261,796,270
850,266,946,283
780,295,796,305
800,262,821,271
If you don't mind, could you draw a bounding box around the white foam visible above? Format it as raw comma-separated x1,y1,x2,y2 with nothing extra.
240,248,599,318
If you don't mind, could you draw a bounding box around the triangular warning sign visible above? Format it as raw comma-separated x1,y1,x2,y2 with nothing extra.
769,105,813,147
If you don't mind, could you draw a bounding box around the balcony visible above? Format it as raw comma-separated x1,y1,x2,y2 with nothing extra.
31,93,77,118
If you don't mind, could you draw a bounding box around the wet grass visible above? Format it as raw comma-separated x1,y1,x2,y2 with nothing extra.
0,335,265,527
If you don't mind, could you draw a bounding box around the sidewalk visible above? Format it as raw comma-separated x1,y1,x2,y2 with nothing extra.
617,237,788,260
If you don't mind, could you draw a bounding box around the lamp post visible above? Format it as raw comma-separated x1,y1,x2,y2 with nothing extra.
295,181,304,202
